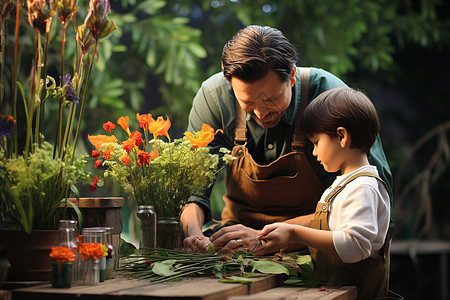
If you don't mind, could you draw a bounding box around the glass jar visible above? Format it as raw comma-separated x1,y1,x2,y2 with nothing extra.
137,205,156,252
89,227,116,279
58,220,80,284
81,228,106,284
51,260,73,288
157,217,183,250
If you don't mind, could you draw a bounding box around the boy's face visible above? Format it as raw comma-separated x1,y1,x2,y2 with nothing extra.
230,69,296,128
309,133,344,173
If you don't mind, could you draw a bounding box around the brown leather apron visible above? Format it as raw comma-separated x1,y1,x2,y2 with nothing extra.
220,68,325,229
309,172,390,300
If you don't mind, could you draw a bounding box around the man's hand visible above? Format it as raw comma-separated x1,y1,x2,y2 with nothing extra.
209,224,261,253
182,234,211,253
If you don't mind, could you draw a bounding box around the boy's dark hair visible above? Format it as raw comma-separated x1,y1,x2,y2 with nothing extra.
301,87,380,153
221,25,297,84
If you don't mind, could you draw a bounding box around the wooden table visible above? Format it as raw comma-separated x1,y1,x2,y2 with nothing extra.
2,276,357,300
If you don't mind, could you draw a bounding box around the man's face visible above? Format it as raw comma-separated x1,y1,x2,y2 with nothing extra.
230,69,296,128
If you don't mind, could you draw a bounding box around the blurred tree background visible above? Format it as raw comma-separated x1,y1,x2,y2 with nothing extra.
2,0,449,298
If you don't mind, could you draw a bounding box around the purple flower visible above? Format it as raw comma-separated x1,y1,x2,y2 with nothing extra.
0,115,16,138
62,74,80,104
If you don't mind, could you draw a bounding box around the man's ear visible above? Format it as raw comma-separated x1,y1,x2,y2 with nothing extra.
290,68,296,87
337,127,350,148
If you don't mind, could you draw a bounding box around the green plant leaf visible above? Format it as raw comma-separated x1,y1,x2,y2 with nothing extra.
119,239,137,257
296,255,314,273
250,260,289,275
152,259,177,277
219,276,254,284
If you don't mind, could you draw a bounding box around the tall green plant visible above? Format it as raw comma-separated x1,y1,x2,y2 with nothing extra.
0,0,116,233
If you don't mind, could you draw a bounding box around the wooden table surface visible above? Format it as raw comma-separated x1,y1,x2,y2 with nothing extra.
2,275,357,300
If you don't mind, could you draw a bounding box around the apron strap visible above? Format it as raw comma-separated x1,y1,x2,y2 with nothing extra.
234,97,247,145
319,171,391,258
292,67,310,151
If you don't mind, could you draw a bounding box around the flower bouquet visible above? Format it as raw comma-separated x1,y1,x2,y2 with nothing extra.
88,114,234,218
0,0,116,234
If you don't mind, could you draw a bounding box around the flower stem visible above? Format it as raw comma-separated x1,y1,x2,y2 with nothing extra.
11,0,20,157
72,41,98,157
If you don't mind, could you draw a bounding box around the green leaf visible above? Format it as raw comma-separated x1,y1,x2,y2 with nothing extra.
208,244,216,254
283,276,305,286
296,255,314,273
119,239,137,257
250,260,289,275
219,276,254,284
152,259,177,277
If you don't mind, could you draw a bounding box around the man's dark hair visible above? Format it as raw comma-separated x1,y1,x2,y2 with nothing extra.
301,87,380,153
221,25,298,83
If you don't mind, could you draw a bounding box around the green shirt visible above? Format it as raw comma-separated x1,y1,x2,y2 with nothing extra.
187,67,393,225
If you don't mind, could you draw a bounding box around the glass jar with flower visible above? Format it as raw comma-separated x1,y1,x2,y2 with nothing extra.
87,114,235,249
78,240,105,285
49,246,75,288
0,0,116,281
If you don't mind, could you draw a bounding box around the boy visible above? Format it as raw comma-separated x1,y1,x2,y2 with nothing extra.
258,87,391,299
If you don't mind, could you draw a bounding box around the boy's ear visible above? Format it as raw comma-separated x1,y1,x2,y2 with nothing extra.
337,127,350,148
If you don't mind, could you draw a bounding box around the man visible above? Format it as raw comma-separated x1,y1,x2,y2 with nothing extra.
181,25,392,255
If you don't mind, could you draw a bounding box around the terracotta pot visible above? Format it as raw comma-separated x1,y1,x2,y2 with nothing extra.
0,229,59,281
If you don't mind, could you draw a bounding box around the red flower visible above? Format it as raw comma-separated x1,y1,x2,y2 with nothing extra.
92,150,101,158
130,131,143,147
94,159,102,168
122,139,134,153
102,147,113,160
103,121,115,132
89,175,99,192
138,152,151,165
221,256,228,262
145,259,151,266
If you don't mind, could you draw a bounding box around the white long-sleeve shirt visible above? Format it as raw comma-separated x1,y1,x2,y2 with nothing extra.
318,165,390,263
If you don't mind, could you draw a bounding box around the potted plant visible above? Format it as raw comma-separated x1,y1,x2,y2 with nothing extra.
87,114,235,250
0,0,116,280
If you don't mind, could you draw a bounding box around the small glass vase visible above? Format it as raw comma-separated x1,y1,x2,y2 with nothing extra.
51,261,73,288
157,217,183,250
137,205,156,252
79,258,100,285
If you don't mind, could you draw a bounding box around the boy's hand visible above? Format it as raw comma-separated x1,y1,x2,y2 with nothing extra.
257,222,294,254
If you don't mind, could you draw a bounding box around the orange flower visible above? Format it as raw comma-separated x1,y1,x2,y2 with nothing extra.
79,242,104,260
150,150,158,160
117,116,131,135
136,113,153,130
138,151,151,164
184,124,215,150
88,134,118,149
49,246,75,263
148,116,171,140
122,139,135,153
121,155,130,166
103,121,115,132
